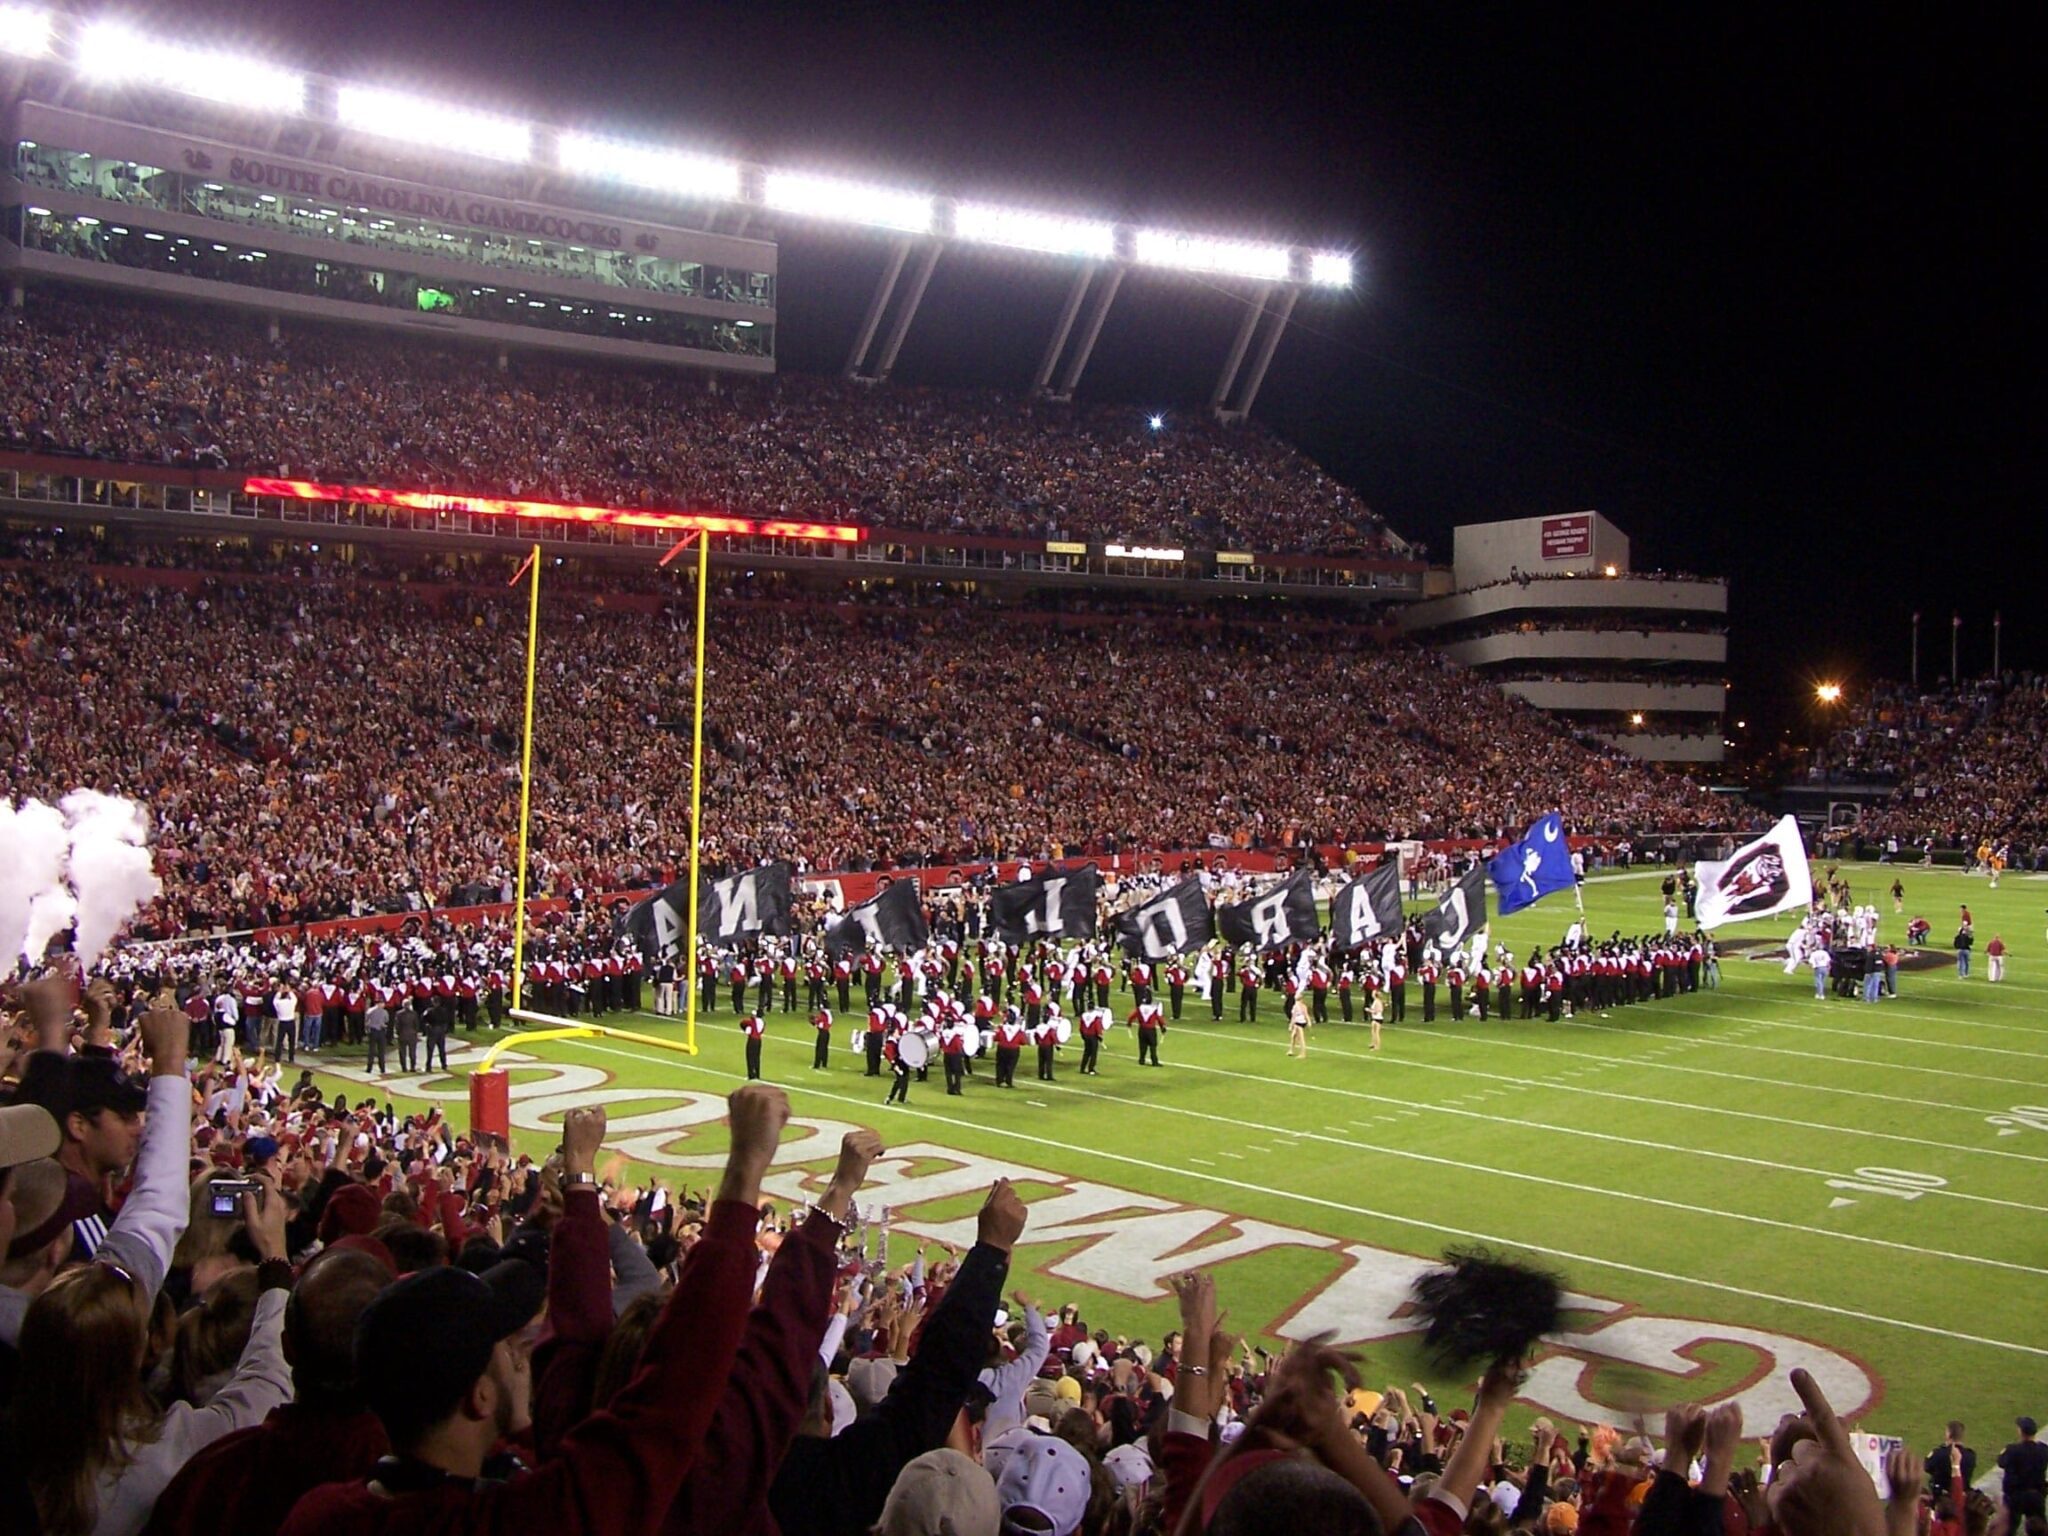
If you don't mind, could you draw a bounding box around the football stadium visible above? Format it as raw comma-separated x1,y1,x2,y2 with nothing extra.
1,9,2040,1536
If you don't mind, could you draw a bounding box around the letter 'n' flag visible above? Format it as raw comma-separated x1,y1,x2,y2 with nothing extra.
1217,869,1320,952
1116,878,1215,960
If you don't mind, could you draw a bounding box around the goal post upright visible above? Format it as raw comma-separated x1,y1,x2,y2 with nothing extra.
682,531,711,1057
510,543,543,1012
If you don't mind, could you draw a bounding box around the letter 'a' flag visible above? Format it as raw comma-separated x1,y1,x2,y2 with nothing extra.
1217,869,1320,951
1694,815,1813,927
1487,814,1577,916
1328,863,1403,952
1419,865,1488,959
989,864,1101,945
1116,877,1215,960
825,879,930,957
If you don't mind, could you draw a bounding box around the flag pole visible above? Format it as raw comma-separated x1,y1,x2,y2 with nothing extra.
510,544,542,1012
681,532,711,1057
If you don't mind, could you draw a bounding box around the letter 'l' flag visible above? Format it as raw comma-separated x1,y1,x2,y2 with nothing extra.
1488,814,1577,917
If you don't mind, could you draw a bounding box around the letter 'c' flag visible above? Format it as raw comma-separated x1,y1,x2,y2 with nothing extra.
1487,814,1577,917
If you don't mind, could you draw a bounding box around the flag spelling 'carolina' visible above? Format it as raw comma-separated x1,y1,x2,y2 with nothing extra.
1487,814,1577,916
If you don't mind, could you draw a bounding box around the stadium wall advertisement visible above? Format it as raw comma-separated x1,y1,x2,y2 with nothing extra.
1540,513,1593,560
322,1046,1880,1426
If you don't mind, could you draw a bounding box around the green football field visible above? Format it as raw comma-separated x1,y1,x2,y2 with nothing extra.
307,861,2048,1445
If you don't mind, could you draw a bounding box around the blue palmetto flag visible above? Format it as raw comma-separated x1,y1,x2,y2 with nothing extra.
1487,814,1576,917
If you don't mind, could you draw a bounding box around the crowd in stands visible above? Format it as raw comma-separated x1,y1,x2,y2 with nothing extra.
1855,679,2048,850
0,290,1397,556
4,973,2045,1536
1806,681,2003,786
1,536,1723,935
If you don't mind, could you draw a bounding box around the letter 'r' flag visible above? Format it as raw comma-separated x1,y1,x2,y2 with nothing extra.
1217,869,1320,952
1487,814,1577,917
1116,877,1215,961
989,864,1102,945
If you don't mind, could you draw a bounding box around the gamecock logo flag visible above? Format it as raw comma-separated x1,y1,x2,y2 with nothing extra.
1217,869,1321,952
616,861,794,957
1418,865,1488,959
1327,863,1403,953
1115,877,1215,961
825,878,930,958
1694,815,1813,927
989,864,1101,945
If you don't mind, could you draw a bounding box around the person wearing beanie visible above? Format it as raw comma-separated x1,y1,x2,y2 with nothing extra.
879,1448,1000,1536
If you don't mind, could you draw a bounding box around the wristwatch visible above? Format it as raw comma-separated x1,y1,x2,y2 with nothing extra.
565,1171,597,1187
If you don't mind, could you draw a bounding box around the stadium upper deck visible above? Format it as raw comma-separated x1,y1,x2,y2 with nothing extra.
1,9,1350,413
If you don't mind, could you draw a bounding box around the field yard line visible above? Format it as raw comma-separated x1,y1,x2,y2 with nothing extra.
1693,1008,2048,1061
1553,1013,2026,1089
561,1037,2048,1361
1775,995,2048,1032
1130,1052,2048,1215
1194,1018,2006,1118
1027,1072,2048,1271
1181,1024,2048,1163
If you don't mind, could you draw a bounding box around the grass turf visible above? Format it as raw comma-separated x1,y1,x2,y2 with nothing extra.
305,861,2048,1441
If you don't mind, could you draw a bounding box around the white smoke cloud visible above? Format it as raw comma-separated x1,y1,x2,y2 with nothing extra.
0,792,161,968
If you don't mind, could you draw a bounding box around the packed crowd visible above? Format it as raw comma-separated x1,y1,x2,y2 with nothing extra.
1847,680,2048,848
4,973,2043,1536
0,290,1396,555
1807,680,2003,787
0,542,1724,935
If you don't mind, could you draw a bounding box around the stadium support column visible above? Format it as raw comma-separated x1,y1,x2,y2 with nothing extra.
1217,286,1299,422
1032,267,1094,397
1209,285,1271,415
871,242,941,381
1056,265,1123,398
845,239,911,379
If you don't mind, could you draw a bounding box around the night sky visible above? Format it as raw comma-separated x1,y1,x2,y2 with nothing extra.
155,2,2040,735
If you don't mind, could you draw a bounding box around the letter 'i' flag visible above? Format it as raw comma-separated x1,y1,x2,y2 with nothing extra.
989,864,1102,945
1693,815,1814,927
1115,877,1215,960
825,879,930,957
1216,869,1321,951
1487,814,1577,917
1327,863,1403,952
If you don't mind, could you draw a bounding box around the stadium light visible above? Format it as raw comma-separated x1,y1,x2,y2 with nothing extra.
763,171,933,235
556,132,741,201
0,3,51,57
1307,251,1353,287
952,201,1115,259
1133,229,1291,282
74,21,306,114
1815,682,1843,704
1147,413,1165,432
242,478,868,543
336,85,531,163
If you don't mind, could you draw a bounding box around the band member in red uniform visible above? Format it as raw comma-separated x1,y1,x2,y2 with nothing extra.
1035,1016,1061,1080
812,1005,833,1070
1128,997,1164,1067
1419,958,1439,1023
942,1022,968,1095
994,1009,1026,1088
741,1011,766,1081
1471,963,1490,1021
864,1003,888,1077
1237,956,1262,1022
1166,961,1188,1020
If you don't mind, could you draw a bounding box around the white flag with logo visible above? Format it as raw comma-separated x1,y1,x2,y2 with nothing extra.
1693,815,1813,928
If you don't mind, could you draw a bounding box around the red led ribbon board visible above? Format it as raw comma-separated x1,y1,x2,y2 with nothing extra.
242,477,867,544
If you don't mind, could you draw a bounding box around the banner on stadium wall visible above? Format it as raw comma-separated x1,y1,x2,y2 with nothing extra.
1540,513,1593,560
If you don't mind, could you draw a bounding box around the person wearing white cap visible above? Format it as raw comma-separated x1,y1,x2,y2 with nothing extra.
878,1447,1001,1536
995,1432,1093,1536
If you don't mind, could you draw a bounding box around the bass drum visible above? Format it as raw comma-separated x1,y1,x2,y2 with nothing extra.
1052,1016,1073,1044
898,1032,931,1070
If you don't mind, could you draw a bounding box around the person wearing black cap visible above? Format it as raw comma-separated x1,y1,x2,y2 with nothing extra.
2000,1416,2048,1521
279,1085,787,1536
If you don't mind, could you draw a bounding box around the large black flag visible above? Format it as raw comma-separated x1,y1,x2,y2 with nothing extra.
1115,877,1215,960
1418,865,1488,959
616,862,794,958
1217,869,1321,952
1328,863,1404,953
989,864,1101,945
826,879,930,958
